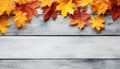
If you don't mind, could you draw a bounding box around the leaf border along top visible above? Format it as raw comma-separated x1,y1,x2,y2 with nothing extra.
0,0,119,34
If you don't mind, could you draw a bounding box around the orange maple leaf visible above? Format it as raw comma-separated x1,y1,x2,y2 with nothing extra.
70,8,91,29
79,0,93,7
12,10,27,28
0,15,11,34
117,0,120,5
91,0,111,15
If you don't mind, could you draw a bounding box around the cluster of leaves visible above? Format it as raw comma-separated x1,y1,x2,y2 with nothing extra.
0,0,40,34
0,0,120,34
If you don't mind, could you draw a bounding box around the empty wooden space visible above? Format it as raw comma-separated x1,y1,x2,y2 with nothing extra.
0,36,120,58
0,59,120,69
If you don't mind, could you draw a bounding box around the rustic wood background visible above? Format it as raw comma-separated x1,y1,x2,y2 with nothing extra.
0,9,120,69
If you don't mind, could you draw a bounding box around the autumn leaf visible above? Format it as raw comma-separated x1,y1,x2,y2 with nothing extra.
110,4,120,21
79,0,93,7
109,0,117,4
117,0,120,5
0,15,11,34
42,2,58,21
72,0,81,7
56,0,76,18
91,0,111,15
15,0,37,4
90,16,105,32
12,10,27,28
0,0,15,15
16,0,40,22
70,8,91,29
39,0,54,7
109,0,120,6
15,0,28,4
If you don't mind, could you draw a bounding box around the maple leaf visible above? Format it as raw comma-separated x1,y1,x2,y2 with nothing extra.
39,0,54,7
15,0,28,4
70,8,91,29
72,0,81,7
56,0,76,18
79,0,93,7
117,0,120,5
0,15,11,34
0,0,15,15
16,0,40,22
91,0,111,15
90,16,105,32
109,0,120,6
110,4,120,21
109,0,117,4
15,0,36,4
42,2,58,21
12,10,27,28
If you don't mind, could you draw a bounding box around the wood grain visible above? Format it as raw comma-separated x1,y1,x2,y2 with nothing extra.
0,9,119,68
0,59,120,69
0,36,120,58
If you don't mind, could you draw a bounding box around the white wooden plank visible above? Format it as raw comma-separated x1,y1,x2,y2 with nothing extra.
5,15,120,35
0,60,120,69
0,36,120,58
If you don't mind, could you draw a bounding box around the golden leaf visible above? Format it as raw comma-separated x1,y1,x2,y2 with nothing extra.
0,15,11,34
12,10,27,28
90,16,105,32
56,0,76,18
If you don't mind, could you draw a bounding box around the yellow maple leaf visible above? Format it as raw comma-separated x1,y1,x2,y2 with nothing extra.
90,16,105,32
0,0,15,15
56,0,76,18
15,0,28,4
0,15,11,34
80,0,93,7
15,0,36,4
12,10,27,28
91,0,111,15
39,0,53,7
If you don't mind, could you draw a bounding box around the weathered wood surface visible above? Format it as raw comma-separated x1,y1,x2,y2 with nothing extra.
0,36,120,58
0,59,120,69
0,9,120,69
5,14,120,35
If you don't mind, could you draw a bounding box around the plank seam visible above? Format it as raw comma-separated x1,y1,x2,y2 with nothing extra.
1,35,120,36
0,58,120,60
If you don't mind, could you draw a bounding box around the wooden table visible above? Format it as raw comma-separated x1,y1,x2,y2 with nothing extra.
0,9,120,69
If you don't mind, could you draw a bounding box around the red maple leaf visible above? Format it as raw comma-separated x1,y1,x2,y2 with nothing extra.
16,0,40,22
42,2,58,21
110,4,120,21
70,8,91,29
